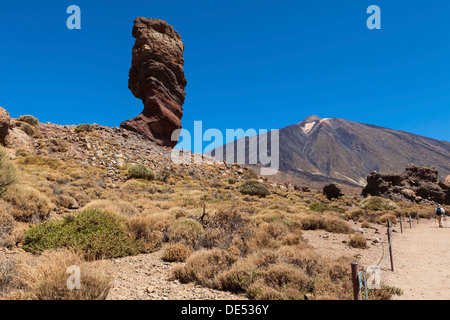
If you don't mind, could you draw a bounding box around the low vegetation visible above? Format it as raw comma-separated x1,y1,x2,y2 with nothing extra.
0,147,18,194
0,249,111,300
22,210,141,260
238,180,270,198
360,196,399,211
127,163,156,181
0,126,418,300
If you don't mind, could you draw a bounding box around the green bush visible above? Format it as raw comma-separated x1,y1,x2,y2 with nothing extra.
18,115,39,126
0,147,18,194
19,123,35,136
238,180,270,198
74,124,93,133
127,164,155,181
360,197,398,211
23,209,141,260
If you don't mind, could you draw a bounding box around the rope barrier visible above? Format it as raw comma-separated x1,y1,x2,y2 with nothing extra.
378,226,393,270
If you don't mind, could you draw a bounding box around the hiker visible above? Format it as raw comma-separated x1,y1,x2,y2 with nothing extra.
435,204,446,228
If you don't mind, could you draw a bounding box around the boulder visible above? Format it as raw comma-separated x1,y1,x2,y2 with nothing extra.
0,106,11,145
323,183,344,200
362,165,449,204
121,17,187,148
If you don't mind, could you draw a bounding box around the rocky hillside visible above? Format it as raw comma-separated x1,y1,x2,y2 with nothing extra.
212,116,450,192
1,106,426,301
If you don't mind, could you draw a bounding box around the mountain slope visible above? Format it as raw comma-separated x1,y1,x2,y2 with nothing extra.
210,116,450,190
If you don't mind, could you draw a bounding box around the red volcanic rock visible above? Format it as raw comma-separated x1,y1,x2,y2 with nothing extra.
121,17,187,148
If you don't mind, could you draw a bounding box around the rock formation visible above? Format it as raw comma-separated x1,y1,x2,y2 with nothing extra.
362,165,450,204
121,17,187,148
0,106,10,145
323,183,344,200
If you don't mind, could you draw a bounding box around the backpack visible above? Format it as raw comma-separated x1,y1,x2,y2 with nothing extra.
436,207,443,215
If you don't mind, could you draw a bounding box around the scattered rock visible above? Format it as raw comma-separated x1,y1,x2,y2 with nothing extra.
68,198,80,210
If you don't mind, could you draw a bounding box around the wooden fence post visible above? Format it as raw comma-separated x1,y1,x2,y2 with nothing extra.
409,216,412,229
399,216,403,233
351,263,361,300
387,224,394,272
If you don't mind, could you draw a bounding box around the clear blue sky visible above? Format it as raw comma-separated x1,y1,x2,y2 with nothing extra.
1,1,449,152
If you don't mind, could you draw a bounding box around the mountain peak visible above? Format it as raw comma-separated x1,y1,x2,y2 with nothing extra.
299,115,322,124
297,115,331,135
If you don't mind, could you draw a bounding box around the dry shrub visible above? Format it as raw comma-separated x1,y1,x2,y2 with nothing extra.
300,214,327,230
127,212,174,253
83,199,138,218
347,209,365,221
0,147,18,194
282,233,302,246
168,218,204,248
0,206,15,246
7,249,111,300
171,249,238,288
217,264,258,292
324,216,352,234
201,207,252,250
300,213,351,234
279,246,324,276
348,233,367,249
3,184,54,222
378,213,397,225
246,249,280,269
361,221,371,228
162,243,192,262
18,115,39,126
120,179,156,193
247,279,283,300
0,257,19,297
258,264,312,299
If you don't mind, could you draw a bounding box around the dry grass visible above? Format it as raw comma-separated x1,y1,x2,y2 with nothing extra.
0,205,15,246
3,184,54,222
82,199,138,218
348,233,367,249
171,249,238,288
126,211,175,253
0,147,18,193
1,249,111,300
162,243,192,262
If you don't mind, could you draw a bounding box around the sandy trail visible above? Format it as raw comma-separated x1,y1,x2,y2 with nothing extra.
373,218,450,300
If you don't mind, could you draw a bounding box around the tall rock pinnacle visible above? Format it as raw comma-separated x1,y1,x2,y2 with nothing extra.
121,17,187,148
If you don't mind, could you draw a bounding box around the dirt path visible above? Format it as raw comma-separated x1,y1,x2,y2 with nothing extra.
104,218,450,300
374,218,450,300
105,250,247,300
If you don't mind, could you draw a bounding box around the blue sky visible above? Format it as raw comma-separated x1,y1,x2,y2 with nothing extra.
1,1,449,152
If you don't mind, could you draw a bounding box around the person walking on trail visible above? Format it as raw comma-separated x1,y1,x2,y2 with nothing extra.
435,204,445,228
